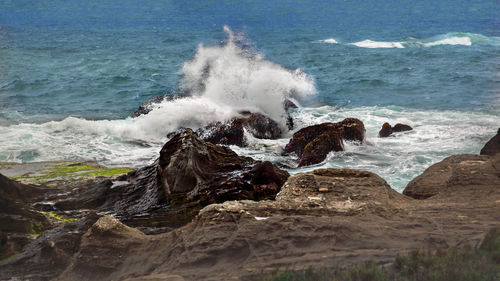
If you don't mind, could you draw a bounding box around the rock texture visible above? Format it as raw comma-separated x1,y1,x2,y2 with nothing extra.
403,154,500,199
0,174,51,260
3,154,500,281
378,122,413,137
197,111,282,146
11,157,496,281
480,128,500,156
22,129,289,230
285,118,365,167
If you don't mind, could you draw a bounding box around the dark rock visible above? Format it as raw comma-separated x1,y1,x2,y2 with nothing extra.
480,128,500,156
197,111,282,146
283,99,298,130
130,95,165,117
50,129,289,229
0,174,51,260
284,118,365,167
0,213,100,281
197,119,244,146
379,122,393,138
393,123,413,132
158,129,289,206
403,154,500,199
378,122,413,137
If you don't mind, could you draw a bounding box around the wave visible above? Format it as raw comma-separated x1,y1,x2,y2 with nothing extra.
0,26,316,165
350,40,404,49
317,38,338,44
349,32,500,49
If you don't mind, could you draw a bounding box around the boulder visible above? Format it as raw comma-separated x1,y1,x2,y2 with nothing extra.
480,128,500,156
378,122,413,137
284,118,365,167
197,111,282,146
403,154,500,199
158,129,289,206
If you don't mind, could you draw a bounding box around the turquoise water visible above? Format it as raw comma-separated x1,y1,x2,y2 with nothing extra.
1,0,499,191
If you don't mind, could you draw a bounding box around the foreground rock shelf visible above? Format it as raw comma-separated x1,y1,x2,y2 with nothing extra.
1,151,499,280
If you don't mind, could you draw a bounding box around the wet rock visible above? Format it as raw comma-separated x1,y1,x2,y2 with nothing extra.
378,122,413,137
52,129,288,229
197,119,244,146
403,154,500,199
130,95,165,117
284,118,365,167
480,128,500,156
158,129,289,208
197,111,282,146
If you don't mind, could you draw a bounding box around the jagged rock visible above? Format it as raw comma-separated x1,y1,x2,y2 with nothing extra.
284,118,365,167
197,111,282,146
378,122,413,137
403,154,500,199
480,128,500,156
158,129,289,206
6,161,500,281
130,95,165,117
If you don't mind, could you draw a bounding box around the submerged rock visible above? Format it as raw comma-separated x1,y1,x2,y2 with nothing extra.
130,95,165,117
480,128,500,156
378,122,413,137
284,118,365,167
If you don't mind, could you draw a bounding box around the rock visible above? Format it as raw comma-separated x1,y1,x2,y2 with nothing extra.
197,111,282,146
284,118,365,167
0,213,100,281
158,129,289,206
480,128,500,156
130,95,165,117
197,119,244,146
403,154,500,199
379,122,393,138
378,122,413,137
7,162,500,281
0,173,51,260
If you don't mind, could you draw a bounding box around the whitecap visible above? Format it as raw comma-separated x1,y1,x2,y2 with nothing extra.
350,40,405,49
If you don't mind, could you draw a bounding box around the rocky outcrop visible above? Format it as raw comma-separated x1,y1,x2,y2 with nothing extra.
284,118,365,167
480,128,500,156
158,129,289,209
378,122,413,137
197,111,282,146
44,129,289,229
403,154,500,199
0,214,99,280
16,159,497,281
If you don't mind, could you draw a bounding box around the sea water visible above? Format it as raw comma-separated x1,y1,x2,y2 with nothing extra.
1,0,499,191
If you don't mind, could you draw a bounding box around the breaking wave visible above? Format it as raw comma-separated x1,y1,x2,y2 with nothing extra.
349,32,500,49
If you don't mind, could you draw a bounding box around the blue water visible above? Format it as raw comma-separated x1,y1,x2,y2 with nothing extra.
1,0,499,191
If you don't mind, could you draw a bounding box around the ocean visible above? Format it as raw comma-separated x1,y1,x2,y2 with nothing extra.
0,0,499,191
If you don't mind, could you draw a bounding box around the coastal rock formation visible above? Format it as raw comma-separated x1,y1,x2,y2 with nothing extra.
197,111,282,146
43,129,289,229
378,122,413,137
480,128,500,156
284,118,365,167
158,129,289,206
8,158,498,281
403,154,500,199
